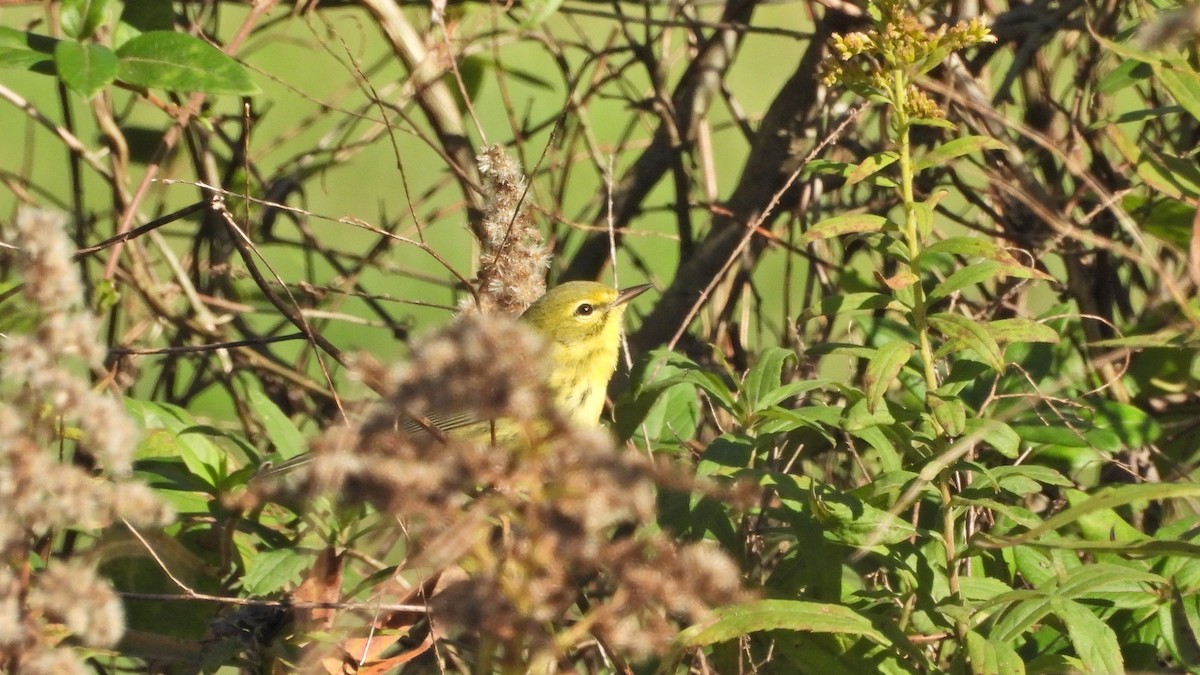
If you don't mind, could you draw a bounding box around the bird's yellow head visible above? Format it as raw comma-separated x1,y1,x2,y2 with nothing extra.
520,281,650,425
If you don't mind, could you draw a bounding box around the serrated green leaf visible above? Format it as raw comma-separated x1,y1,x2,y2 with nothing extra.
1163,588,1200,669
929,313,1004,372
800,213,889,244
1051,597,1124,675
54,41,117,97
865,341,913,413
1058,562,1163,599
61,0,115,40
966,631,1025,675
915,135,1007,171
241,548,309,595
678,599,890,647
761,404,843,431
116,31,258,95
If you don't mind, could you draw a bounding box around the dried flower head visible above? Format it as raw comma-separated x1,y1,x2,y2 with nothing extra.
276,312,748,667
0,207,172,672
466,145,551,316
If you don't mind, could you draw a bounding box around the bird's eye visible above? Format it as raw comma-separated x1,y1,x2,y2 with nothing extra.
575,303,594,317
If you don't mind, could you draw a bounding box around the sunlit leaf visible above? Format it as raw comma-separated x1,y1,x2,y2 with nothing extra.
678,599,890,647
800,213,889,243
915,135,1007,171
54,41,117,97
116,31,259,95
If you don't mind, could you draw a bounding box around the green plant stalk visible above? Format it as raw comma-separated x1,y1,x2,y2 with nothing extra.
891,71,966,645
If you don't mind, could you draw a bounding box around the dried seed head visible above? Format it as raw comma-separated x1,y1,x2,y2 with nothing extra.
467,145,550,316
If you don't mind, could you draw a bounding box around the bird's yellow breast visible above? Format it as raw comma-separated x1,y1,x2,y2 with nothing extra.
520,281,643,426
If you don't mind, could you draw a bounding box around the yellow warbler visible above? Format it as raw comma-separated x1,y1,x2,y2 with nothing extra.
259,281,649,475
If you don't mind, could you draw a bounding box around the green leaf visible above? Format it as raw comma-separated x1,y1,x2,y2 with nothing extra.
678,599,890,647
846,151,899,185
119,0,177,34
865,341,913,413
800,213,889,244
241,548,309,595
1058,562,1163,600
981,318,1061,345
0,28,57,72
1157,55,1200,123
843,396,895,432
928,261,1049,303
965,631,1025,675
929,313,1004,372
1125,194,1195,249
0,47,52,70
915,135,1007,171
1090,399,1161,447
61,0,115,40
629,381,701,444
1106,123,1200,199
850,425,903,473
913,191,946,241
799,292,896,321
909,116,957,129
1162,588,1200,669
1051,597,1124,675
54,41,117,98
922,236,1010,264
116,31,259,95
762,404,843,431
126,399,225,487
927,393,966,436
811,484,918,547
1010,423,1090,448
962,418,1021,458
247,387,306,460
987,483,1200,547
1098,58,1152,95
742,347,796,416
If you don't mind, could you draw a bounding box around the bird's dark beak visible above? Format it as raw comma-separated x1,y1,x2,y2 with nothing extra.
614,283,652,307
